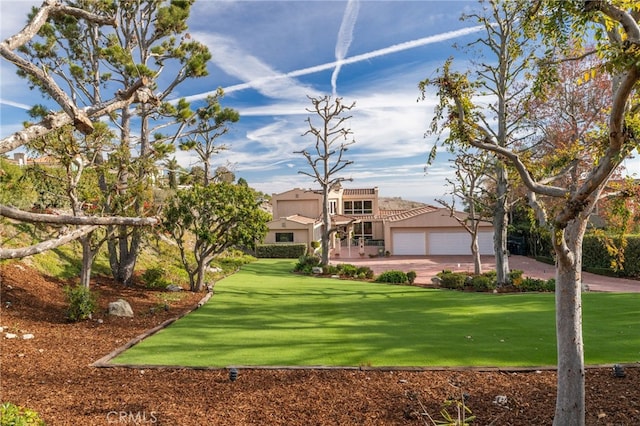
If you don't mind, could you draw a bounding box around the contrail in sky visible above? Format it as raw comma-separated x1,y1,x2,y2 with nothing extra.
181,24,488,104
332,0,360,97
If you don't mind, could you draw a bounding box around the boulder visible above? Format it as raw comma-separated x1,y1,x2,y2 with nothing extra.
166,284,183,292
108,299,133,317
311,267,323,274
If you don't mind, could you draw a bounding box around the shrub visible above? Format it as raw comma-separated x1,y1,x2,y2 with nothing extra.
544,278,556,292
520,277,546,292
256,243,307,258
520,277,556,292
438,272,467,290
0,402,45,425
376,270,408,284
471,275,495,292
63,285,98,321
338,264,359,278
407,270,417,284
357,266,375,280
509,269,523,286
293,254,321,274
141,266,172,289
323,264,339,275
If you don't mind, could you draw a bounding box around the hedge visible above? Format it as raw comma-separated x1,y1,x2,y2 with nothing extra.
535,233,640,278
256,243,307,258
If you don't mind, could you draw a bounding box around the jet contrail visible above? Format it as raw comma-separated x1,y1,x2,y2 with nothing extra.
332,0,360,97
180,24,488,104
0,99,31,110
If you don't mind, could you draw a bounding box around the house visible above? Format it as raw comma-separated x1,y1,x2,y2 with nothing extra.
265,186,495,257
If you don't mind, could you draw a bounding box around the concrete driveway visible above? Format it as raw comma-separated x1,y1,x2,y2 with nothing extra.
335,254,640,292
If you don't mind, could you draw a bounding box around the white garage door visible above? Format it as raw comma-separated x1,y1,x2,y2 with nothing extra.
428,231,494,255
392,232,426,255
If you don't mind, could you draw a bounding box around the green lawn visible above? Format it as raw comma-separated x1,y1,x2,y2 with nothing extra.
111,259,640,368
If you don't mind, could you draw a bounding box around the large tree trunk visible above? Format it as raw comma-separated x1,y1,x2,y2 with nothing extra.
552,218,587,426
493,161,510,285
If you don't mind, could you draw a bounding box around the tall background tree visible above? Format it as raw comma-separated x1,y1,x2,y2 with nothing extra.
421,0,541,286
177,90,239,186
423,1,640,424
296,95,356,266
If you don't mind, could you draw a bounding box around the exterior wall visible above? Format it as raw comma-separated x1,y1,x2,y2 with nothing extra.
264,229,312,244
371,220,384,240
271,189,322,218
264,217,317,250
274,199,320,219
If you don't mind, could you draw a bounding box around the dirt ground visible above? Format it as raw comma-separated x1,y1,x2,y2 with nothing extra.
1,260,639,425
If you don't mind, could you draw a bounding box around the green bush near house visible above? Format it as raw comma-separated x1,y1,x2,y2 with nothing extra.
438,271,467,290
256,243,307,258
375,270,408,284
471,275,495,292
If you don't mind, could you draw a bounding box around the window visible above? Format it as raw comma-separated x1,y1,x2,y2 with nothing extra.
276,232,294,243
353,221,373,239
343,200,372,214
329,200,337,215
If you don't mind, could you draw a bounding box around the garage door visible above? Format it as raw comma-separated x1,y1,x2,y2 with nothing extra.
392,232,426,255
428,231,494,255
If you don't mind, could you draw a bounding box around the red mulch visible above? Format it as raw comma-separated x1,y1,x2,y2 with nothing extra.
1,261,639,425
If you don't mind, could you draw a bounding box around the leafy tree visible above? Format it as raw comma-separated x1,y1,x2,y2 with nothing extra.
0,1,159,260
296,95,356,266
13,0,209,285
420,0,540,285
178,91,239,186
162,182,270,292
164,156,181,190
24,120,116,288
423,1,640,424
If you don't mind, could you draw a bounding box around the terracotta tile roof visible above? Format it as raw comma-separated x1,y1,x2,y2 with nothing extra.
384,205,440,222
331,214,360,225
285,214,318,225
379,209,406,217
343,188,376,195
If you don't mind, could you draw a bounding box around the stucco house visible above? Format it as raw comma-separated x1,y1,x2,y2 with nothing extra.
265,186,495,257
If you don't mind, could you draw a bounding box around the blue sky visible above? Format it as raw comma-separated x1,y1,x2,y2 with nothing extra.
2,1,637,204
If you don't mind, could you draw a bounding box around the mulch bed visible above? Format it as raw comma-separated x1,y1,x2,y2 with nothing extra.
1,261,639,425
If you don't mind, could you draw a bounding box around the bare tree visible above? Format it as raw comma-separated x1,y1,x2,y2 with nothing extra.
436,151,493,275
296,95,356,266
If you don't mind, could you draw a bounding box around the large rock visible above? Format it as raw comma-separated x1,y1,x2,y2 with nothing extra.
108,299,133,317
166,284,183,292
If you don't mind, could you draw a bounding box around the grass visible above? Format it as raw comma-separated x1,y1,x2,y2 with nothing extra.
111,259,640,368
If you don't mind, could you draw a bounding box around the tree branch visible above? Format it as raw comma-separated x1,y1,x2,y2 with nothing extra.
0,225,99,259
0,204,158,226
